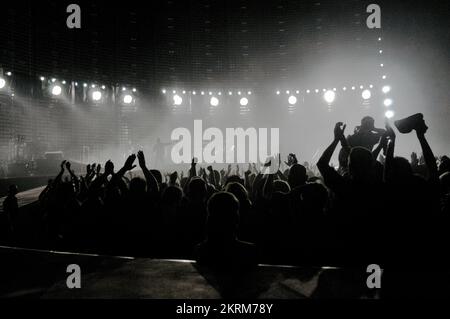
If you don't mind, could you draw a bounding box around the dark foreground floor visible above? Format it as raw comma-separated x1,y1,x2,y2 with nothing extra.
0,246,378,299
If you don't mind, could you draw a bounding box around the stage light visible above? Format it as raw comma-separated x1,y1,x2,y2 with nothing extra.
385,110,395,119
101,85,106,89
62,80,67,85
51,85,62,96
92,90,102,101
173,94,183,105
209,92,212,96
295,90,299,94
183,90,186,94
378,37,382,41
351,86,356,90
248,91,252,95
382,85,391,94
201,91,205,95
343,87,347,91
379,50,383,54
362,89,371,100
92,84,96,88
132,88,137,92
333,88,337,91
75,82,78,86
369,84,374,88
240,97,249,106
0,78,6,89
51,78,56,83
384,98,393,107
83,83,88,88
380,63,384,67
322,89,326,92
192,91,196,95
6,72,11,76
276,91,280,95
288,95,297,105
123,94,133,104
40,76,45,81
324,90,335,104
210,97,219,106
360,85,364,89
286,90,290,94
218,92,222,96
229,91,233,95
382,75,387,79
315,89,319,93
238,91,242,95
162,89,166,94
173,90,176,94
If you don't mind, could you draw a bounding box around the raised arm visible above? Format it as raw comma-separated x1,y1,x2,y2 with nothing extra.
317,122,346,172
415,119,438,181
137,150,159,193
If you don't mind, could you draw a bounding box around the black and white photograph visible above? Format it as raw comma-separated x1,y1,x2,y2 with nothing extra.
0,0,450,308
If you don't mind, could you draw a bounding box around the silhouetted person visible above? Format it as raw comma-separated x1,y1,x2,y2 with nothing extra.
195,192,257,272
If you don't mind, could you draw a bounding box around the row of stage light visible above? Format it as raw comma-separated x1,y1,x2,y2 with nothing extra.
40,76,138,105
0,72,138,105
162,85,394,117
1,73,394,118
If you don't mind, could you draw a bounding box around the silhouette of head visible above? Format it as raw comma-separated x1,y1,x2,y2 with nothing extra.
206,192,240,239
288,164,307,188
162,185,183,205
348,147,374,180
187,177,207,201
129,177,147,195
8,184,18,196
225,182,249,205
361,116,375,131
391,157,413,180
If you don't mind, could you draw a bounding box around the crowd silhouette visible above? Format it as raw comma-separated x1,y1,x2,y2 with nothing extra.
1,115,450,277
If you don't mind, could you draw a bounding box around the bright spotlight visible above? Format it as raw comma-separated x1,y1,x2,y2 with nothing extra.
6,72,12,76
384,98,393,107
240,97,249,106
92,90,102,101
288,95,297,105
362,89,371,100
382,85,391,94
123,94,133,104
306,89,310,94
173,94,183,105
0,78,6,89
276,91,280,95
40,76,45,81
382,75,387,79
385,110,395,119
51,85,62,96
210,97,219,106
162,89,166,94
324,90,336,104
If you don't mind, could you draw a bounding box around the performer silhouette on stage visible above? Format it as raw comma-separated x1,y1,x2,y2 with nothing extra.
152,137,174,169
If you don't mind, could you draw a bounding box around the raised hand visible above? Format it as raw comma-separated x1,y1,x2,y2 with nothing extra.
334,122,346,141
123,154,137,171
137,150,147,169
65,161,71,171
96,164,101,175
